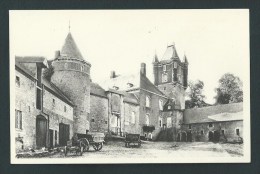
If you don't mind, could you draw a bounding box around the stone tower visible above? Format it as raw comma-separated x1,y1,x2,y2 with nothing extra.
153,43,188,110
51,32,91,134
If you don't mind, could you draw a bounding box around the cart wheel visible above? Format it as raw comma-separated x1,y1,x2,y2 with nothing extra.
93,143,103,151
79,138,90,152
64,146,67,156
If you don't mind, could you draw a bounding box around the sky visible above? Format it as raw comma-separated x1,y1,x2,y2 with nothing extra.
10,10,249,104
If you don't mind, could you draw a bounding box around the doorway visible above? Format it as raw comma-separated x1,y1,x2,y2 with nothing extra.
213,131,220,142
59,123,70,146
187,131,192,142
208,131,214,142
181,132,187,142
36,115,47,148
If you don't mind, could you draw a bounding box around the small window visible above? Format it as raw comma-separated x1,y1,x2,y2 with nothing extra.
15,110,22,129
174,62,177,69
146,96,150,107
16,76,20,87
52,99,55,107
209,123,213,128
188,124,191,129
81,66,84,71
91,118,95,122
127,83,133,88
131,112,135,124
159,119,162,127
113,86,119,90
64,106,66,112
163,65,166,71
159,100,163,111
145,114,150,125
236,129,240,136
28,106,30,113
201,130,204,135
221,130,225,135
162,73,168,82
105,120,108,124
168,105,171,110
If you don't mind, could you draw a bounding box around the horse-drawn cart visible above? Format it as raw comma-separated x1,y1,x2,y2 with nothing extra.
78,132,105,151
125,134,141,148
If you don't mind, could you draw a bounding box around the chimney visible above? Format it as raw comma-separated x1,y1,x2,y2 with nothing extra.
55,50,60,59
140,63,146,76
110,71,116,79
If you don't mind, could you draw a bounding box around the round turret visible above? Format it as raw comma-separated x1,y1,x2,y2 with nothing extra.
51,32,91,134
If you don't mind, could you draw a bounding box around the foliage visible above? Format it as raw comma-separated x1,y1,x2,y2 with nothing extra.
214,73,243,104
185,80,210,109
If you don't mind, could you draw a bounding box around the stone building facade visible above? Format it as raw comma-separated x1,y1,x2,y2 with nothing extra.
14,31,243,151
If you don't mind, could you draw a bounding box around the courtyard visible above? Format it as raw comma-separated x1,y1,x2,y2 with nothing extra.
41,141,244,159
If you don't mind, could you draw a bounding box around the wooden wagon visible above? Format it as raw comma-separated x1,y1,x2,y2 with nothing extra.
125,134,141,148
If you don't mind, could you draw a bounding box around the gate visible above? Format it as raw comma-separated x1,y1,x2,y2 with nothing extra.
36,115,47,148
59,123,70,146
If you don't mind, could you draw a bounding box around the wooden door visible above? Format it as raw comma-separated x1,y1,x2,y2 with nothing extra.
49,129,54,148
59,123,70,146
36,116,47,148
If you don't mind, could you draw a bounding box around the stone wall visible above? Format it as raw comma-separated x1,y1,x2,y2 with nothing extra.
123,102,140,134
89,94,109,133
43,89,73,121
51,60,91,134
182,120,243,142
15,69,40,150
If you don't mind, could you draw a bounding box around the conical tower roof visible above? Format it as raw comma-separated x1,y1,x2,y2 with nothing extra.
161,43,179,60
60,32,84,60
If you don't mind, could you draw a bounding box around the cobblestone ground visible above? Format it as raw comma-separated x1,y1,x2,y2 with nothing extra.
47,141,243,158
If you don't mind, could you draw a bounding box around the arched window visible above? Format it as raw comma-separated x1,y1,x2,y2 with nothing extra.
145,114,150,125
131,112,135,124
146,96,150,107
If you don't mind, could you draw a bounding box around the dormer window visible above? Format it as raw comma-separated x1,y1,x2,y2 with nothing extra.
113,86,119,90
163,65,166,71
127,83,133,88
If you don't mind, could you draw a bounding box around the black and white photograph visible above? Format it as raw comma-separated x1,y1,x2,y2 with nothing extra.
10,10,250,163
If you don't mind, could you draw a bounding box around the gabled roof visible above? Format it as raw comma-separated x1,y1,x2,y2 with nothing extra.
183,102,243,124
60,32,84,60
161,44,179,60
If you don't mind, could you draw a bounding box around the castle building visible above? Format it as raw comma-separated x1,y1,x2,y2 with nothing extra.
14,31,243,151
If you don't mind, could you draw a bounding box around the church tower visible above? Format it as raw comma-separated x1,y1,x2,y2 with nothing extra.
153,43,188,110
51,32,91,134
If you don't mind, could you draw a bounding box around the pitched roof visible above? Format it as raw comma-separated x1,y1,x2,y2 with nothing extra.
183,102,243,124
42,78,74,106
161,44,179,60
90,82,107,98
122,91,139,105
60,32,84,60
99,73,140,92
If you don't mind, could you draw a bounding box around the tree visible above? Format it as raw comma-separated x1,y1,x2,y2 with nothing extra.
214,73,243,104
185,80,210,109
